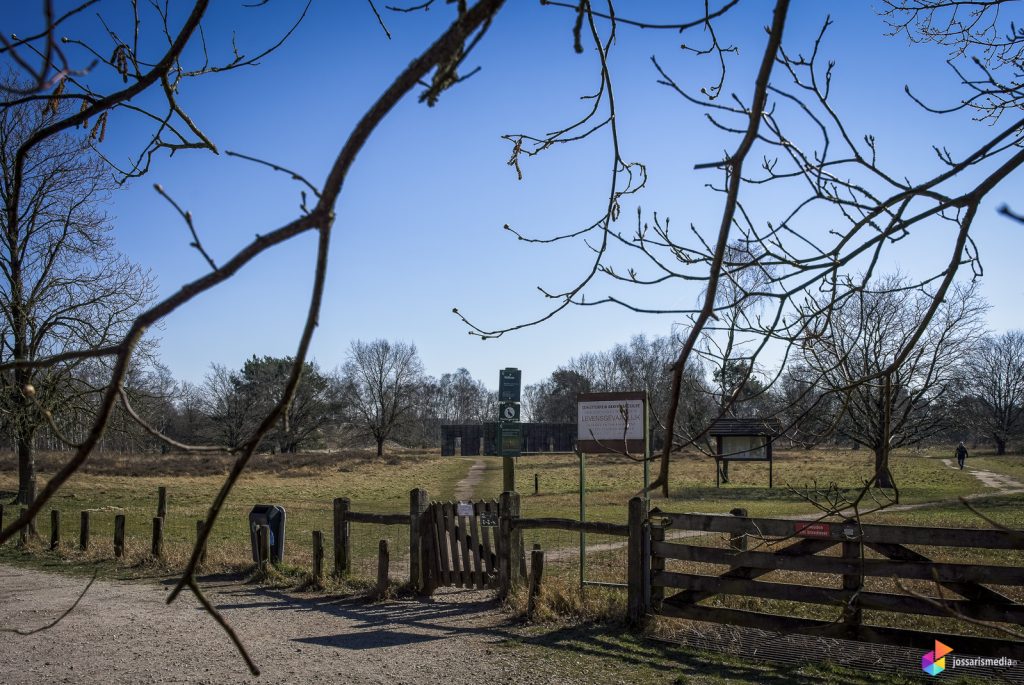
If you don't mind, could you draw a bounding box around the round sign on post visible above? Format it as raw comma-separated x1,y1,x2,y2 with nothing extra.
500,401,520,422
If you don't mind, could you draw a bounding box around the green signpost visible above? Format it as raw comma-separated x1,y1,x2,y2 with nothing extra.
498,368,521,491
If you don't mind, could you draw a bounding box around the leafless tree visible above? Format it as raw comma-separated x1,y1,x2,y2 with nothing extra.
799,277,986,487
1,2,505,670
341,339,425,457
0,82,153,509
454,0,1024,496
967,329,1024,454
3,0,1021,671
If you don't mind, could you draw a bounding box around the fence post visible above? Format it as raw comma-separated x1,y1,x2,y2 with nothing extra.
79,511,90,551
376,539,390,595
157,486,167,519
650,513,665,611
527,546,545,620
842,522,863,633
312,530,324,581
196,520,207,565
257,524,271,572
729,507,748,552
151,516,164,558
627,496,649,627
509,491,524,581
333,497,350,577
114,514,126,557
409,488,429,592
498,491,513,598
50,509,60,550
534,473,539,495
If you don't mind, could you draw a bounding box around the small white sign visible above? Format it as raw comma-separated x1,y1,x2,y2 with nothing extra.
577,399,645,442
456,502,474,517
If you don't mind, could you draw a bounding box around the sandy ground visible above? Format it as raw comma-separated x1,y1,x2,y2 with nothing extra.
0,565,554,685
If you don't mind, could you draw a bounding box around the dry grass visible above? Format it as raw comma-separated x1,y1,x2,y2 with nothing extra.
506,575,627,624
0,449,469,587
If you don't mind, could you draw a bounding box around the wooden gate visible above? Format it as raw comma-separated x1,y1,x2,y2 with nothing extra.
426,500,500,590
646,508,1024,659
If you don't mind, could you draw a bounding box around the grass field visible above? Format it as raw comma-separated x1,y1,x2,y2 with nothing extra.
1,444,1018,582
1,444,1019,682
0,449,470,582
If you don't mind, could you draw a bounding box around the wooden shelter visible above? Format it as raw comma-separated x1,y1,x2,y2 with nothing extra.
709,418,781,488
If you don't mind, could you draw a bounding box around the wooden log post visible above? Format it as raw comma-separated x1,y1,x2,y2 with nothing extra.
50,509,60,550
257,524,271,572
196,520,208,565
650,517,665,611
729,507,748,552
79,511,90,551
151,516,164,558
627,496,649,627
498,491,513,598
842,523,863,631
376,539,390,595
527,546,545,620
534,473,539,496
157,486,167,519
114,514,126,558
333,497,350,577
18,507,28,547
509,492,525,582
312,530,324,581
409,488,429,592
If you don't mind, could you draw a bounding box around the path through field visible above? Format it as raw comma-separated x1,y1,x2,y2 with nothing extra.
454,458,487,501
0,564,585,685
942,458,1024,491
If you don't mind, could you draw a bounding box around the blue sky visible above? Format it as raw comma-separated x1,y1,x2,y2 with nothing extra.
7,1,1022,389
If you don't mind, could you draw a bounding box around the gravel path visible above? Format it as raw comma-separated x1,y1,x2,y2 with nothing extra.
0,565,551,685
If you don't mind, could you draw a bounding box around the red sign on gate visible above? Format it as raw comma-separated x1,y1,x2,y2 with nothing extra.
794,522,832,538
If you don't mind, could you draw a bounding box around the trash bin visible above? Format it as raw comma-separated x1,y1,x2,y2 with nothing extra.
249,504,286,563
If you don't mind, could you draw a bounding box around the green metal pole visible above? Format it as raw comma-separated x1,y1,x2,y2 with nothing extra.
579,449,586,589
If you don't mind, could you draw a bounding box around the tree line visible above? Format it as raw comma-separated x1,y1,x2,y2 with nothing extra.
7,340,495,458
14,298,1022,470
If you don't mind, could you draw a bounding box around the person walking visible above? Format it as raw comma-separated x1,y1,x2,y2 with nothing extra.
956,441,969,470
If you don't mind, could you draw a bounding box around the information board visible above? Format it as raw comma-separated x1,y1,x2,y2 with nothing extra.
576,392,646,454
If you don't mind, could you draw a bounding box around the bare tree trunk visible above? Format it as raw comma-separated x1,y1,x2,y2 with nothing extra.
874,446,893,489
16,437,35,505
376,436,384,457
995,436,1006,456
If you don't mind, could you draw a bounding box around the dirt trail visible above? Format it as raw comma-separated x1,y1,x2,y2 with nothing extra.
0,565,558,685
942,458,1024,490
453,458,487,501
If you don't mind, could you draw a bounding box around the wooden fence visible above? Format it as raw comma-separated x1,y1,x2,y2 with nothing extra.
641,503,1024,660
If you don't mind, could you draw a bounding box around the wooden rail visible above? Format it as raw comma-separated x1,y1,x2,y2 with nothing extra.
345,511,409,525
514,517,628,536
648,509,1024,658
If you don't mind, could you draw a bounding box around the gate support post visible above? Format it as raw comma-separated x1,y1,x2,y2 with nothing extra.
627,496,649,627
842,521,863,634
498,491,521,599
410,488,429,593
333,497,350,577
